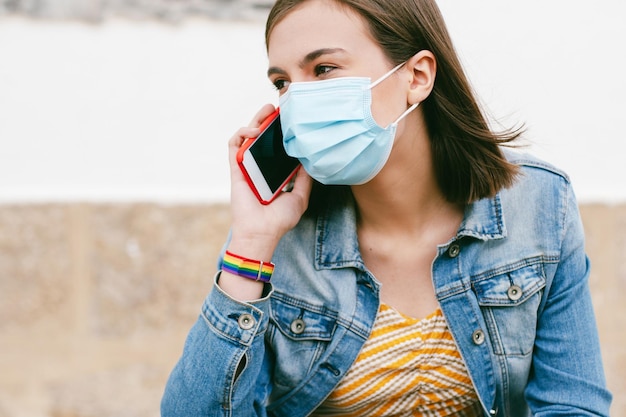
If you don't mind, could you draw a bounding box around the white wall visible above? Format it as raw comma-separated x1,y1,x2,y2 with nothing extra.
437,0,626,203
1,1,625,203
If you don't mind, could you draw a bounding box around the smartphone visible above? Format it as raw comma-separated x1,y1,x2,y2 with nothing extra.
236,109,301,205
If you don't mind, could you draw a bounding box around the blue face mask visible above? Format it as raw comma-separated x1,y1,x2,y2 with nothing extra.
278,62,419,185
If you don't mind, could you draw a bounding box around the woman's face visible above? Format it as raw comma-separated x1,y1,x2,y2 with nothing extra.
267,0,410,127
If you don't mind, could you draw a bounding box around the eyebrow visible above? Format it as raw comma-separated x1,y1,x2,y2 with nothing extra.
267,48,347,78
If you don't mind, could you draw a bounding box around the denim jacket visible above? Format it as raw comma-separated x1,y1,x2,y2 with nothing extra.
161,153,612,416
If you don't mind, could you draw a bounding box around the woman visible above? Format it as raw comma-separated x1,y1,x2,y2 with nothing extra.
161,0,612,415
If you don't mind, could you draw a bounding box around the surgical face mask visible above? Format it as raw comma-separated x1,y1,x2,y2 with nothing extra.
278,62,419,185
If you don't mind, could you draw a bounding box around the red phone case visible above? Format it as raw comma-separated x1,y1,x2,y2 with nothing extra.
236,108,299,205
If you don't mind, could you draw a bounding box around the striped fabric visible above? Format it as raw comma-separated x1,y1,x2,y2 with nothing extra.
221,251,274,282
313,304,482,417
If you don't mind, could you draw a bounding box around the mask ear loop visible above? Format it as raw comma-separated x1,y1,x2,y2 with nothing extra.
369,61,419,126
369,62,406,89
393,102,419,125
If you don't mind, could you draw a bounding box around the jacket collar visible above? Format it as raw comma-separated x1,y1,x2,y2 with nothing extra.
458,193,507,241
315,191,507,270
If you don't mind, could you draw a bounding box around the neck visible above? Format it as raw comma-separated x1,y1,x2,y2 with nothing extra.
351,115,463,237
353,170,459,237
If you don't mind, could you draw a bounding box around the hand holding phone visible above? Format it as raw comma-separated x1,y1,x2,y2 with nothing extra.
236,109,301,204
222,106,311,301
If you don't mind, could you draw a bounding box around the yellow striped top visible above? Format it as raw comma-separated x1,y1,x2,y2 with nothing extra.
312,304,482,417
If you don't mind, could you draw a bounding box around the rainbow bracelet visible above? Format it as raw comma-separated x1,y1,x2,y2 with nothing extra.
221,250,275,283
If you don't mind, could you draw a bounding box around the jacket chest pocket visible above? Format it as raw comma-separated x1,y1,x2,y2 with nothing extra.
472,262,546,357
267,295,338,393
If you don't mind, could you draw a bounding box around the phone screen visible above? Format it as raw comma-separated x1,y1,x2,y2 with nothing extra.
248,115,300,193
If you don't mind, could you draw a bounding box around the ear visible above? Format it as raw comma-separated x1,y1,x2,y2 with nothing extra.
405,50,436,105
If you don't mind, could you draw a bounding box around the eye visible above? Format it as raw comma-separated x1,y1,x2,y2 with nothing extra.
272,78,290,92
315,64,336,77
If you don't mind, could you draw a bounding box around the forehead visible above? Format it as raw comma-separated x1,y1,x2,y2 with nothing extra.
267,0,378,65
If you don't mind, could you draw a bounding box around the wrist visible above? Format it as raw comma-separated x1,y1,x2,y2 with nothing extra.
227,234,279,263
218,247,276,301
217,271,266,301
222,251,274,283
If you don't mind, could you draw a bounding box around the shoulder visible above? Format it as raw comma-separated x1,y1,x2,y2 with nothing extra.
501,149,574,204
496,149,581,243
504,149,570,183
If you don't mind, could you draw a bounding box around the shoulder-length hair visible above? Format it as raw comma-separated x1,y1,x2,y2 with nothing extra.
265,0,521,205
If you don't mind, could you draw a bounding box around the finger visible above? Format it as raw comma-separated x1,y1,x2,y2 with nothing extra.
249,103,277,128
289,167,313,207
228,127,260,183
228,126,260,147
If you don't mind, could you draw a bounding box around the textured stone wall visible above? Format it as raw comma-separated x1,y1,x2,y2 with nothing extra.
0,203,624,416
0,0,274,22
0,203,230,417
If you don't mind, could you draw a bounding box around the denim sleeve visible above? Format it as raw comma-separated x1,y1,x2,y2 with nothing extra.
161,272,273,417
525,181,612,415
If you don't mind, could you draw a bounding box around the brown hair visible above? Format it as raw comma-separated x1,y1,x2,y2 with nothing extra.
266,0,521,205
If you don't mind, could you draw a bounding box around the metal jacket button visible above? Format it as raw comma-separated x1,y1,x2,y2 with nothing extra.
291,318,306,334
447,243,460,258
472,329,485,345
507,285,523,301
237,314,255,330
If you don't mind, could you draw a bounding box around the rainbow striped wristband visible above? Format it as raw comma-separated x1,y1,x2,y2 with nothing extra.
221,250,275,283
